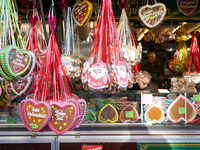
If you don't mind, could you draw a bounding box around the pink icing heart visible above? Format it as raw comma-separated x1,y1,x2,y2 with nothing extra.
58,0,69,9
48,14,56,31
29,15,38,27
15,66,20,71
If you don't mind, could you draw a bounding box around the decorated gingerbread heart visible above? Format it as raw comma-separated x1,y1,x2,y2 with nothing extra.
24,99,51,132
5,84,18,100
10,73,35,96
35,49,47,67
58,0,69,9
76,99,87,127
145,105,165,123
138,2,167,29
168,62,175,70
48,14,56,31
48,102,78,135
119,104,139,123
0,45,32,78
83,110,96,123
174,63,183,71
167,94,196,123
177,0,198,16
19,100,32,131
98,104,118,123
72,0,93,26
61,53,76,77
29,15,38,27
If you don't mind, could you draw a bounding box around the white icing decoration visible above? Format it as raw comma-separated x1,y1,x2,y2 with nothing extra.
55,109,67,121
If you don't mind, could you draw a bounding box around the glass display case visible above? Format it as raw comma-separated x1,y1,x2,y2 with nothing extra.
1,91,200,150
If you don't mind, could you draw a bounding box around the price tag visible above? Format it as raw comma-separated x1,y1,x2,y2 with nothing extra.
82,145,103,150
142,94,152,104
125,111,134,118
85,113,93,120
178,107,185,114
193,95,200,101
6,117,15,124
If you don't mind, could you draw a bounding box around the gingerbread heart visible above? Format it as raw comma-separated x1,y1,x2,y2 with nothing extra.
19,51,36,80
138,3,167,29
119,104,139,123
58,0,68,9
35,49,47,67
72,0,93,26
61,53,76,77
98,104,118,123
167,94,196,123
29,15,38,27
174,63,183,71
19,100,31,131
10,74,35,96
83,110,96,123
177,0,198,16
0,45,32,78
67,99,82,130
145,105,165,123
48,102,78,135
48,14,56,31
119,0,128,9
24,99,51,132
168,62,175,70
5,84,18,100
76,99,87,128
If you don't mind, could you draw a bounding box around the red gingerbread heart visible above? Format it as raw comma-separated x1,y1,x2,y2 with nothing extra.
48,14,56,31
177,0,198,16
29,16,38,27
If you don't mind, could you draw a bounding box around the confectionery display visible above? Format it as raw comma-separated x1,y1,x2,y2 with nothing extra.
0,0,200,140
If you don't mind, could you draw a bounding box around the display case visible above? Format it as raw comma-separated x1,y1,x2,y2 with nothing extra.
1,91,200,150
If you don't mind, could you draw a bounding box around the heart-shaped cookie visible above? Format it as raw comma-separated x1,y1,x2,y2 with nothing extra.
24,99,51,132
145,105,165,123
138,3,167,29
167,94,196,123
177,0,198,16
174,63,183,71
98,104,118,123
35,49,47,67
1,45,32,78
29,15,38,27
58,0,68,9
61,53,76,77
19,100,32,131
67,99,82,130
119,104,139,123
83,110,96,123
168,62,175,70
5,84,18,100
19,51,36,80
48,14,56,31
76,99,87,127
10,74,35,96
72,0,93,26
48,102,78,135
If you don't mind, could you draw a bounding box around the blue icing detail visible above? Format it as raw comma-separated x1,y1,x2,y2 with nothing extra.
9,57,13,60
76,64,80,66
65,62,70,65
11,52,14,55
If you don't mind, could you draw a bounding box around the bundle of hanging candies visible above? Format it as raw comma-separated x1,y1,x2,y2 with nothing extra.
81,0,135,93
19,3,87,135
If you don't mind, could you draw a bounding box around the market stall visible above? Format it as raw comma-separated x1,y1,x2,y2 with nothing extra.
0,0,200,150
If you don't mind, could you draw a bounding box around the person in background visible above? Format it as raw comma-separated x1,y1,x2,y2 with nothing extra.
142,51,165,88
128,71,153,91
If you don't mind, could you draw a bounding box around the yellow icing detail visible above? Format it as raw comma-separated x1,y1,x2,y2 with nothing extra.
43,110,45,113
33,120,35,122
76,16,78,18
51,106,54,108
55,122,58,125
75,12,77,14
28,105,31,108
52,116,53,118
84,8,87,10
59,127,62,130
79,1,92,26
29,117,31,119
70,107,74,110
66,116,68,118
26,108,28,111
63,123,66,126
38,119,41,122
84,13,86,15
41,108,43,110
